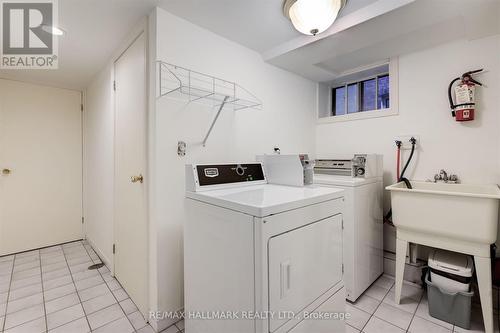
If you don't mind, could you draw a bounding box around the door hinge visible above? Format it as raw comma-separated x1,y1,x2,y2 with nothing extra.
342,264,344,274
80,104,84,112
342,219,344,230
112,244,116,254
113,81,116,91
81,217,84,224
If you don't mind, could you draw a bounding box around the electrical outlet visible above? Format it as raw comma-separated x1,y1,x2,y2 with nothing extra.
395,135,420,150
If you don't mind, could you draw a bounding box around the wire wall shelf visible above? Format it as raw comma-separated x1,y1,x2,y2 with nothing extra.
158,61,262,111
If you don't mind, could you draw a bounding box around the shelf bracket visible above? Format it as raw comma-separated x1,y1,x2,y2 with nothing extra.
202,95,230,147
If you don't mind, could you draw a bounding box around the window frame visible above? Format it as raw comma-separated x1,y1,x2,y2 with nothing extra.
332,85,346,116
318,58,399,123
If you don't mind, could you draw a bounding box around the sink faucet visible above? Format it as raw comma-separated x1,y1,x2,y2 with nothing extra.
439,169,448,182
432,169,459,183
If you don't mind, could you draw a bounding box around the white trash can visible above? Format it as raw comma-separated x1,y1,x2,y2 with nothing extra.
428,249,474,292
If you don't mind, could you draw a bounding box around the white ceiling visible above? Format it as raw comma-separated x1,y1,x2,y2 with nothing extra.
266,0,500,82
157,0,378,54
0,0,159,90
159,0,499,83
1,0,498,90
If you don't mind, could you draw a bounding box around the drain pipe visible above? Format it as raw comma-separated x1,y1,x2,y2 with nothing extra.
404,138,418,263
386,138,419,264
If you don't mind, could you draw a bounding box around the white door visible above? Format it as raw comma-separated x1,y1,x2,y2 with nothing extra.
114,32,148,316
0,79,83,255
268,215,343,332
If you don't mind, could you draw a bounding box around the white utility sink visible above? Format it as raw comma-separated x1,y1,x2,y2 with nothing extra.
386,180,500,333
387,181,500,245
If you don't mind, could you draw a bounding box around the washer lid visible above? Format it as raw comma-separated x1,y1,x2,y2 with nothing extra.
186,184,344,217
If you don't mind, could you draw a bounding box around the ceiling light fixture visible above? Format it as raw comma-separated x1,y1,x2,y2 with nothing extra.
283,0,347,36
41,25,65,36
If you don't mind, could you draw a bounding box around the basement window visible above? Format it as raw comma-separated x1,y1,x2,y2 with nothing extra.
332,74,389,115
318,58,398,123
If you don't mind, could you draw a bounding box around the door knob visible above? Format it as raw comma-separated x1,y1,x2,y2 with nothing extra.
131,174,143,183
2,169,11,175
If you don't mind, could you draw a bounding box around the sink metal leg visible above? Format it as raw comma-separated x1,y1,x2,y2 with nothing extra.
395,238,408,304
475,255,493,333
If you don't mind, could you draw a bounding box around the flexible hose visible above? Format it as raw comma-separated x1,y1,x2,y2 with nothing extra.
399,140,416,180
448,77,460,117
384,140,416,223
400,177,413,189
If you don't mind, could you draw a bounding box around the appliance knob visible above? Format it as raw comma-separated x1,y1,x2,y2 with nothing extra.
235,165,245,176
356,168,365,176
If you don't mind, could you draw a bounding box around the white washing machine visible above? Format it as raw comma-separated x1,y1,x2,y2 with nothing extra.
185,162,346,333
314,155,384,302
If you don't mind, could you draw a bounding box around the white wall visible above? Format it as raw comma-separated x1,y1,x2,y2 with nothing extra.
150,7,317,327
316,35,500,252
83,66,115,266
84,8,500,329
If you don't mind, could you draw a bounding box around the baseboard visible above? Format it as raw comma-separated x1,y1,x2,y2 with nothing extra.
84,236,112,270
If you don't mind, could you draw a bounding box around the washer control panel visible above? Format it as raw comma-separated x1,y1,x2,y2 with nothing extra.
315,154,373,178
352,155,367,178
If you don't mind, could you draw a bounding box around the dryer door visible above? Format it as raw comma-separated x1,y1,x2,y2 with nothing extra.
268,214,343,332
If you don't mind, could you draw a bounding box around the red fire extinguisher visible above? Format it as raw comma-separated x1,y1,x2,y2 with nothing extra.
448,69,483,121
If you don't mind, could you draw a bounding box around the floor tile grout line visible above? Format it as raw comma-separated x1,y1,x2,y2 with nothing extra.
346,323,360,332
11,263,41,274
74,283,115,303
1,254,15,332
38,249,49,333
43,293,78,316
97,315,134,332
349,282,409,332
44,309,86,332
370,305,416,332
41,281,75,299
2,314,46,332
174,320,184,332
3,265,46,330
349,295,382,317
4,240,82,260
405,290,425,332
41,267,70,279
42,273,107,305
359,281,393,332
82,302,130,331
61,241,93,333
8,279,42,293
81,241,140,333
3,241,149,332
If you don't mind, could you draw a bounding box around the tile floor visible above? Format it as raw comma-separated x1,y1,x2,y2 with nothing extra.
347,274,500,333
2,241,497,333
0,240,183,333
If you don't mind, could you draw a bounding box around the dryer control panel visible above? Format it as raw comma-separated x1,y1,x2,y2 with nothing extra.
186,163,267,191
